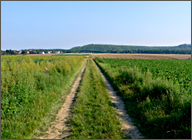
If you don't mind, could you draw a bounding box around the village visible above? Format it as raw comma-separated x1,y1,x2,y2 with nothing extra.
22,50,61,54
1,49,62,55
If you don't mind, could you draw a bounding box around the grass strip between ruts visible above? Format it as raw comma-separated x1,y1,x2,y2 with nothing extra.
66,58,129,139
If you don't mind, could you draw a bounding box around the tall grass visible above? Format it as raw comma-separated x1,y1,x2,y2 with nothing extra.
54,53,90,56
67,59,129,139
1,55,86,139
94,57,191,139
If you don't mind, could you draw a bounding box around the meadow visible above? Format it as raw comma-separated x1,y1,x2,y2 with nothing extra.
94,57,191,139
54,53,90,56
1,54,191,139
1,55,86,139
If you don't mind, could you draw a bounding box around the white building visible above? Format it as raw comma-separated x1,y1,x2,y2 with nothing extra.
39,51,45,54
54,51,60,53
48,51,52,54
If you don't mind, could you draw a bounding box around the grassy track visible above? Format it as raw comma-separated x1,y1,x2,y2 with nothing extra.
67,59,129,139
32,58,87,138
94,57,191,139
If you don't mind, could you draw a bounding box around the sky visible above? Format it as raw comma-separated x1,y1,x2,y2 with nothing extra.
1,1,191,50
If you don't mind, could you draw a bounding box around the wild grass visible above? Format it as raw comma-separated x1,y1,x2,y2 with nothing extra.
66,59,129,139
54,53,90,56
94,57,191,139
1,55,86,139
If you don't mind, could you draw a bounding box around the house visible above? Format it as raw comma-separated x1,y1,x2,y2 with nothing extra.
29,50,37,54
48,51,52,54
38,51,45,54
53,51,60,53
14,51,22,54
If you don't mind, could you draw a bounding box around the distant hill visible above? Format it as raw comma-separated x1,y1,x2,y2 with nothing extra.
176,44,191,50
70,44,191,54
2,43,190,55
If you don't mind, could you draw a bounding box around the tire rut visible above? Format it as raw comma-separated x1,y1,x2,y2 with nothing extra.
39,59,87,139
93,59,144,139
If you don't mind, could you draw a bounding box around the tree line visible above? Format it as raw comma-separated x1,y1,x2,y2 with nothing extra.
70,44,191,54
2,43,191,55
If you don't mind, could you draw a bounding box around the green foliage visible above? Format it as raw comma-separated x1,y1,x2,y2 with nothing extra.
54,53,90,56
70,44,191,54
97,58,191,93
94,57,104,63
94,57,191,139
1,49,19,55
1,55,86,139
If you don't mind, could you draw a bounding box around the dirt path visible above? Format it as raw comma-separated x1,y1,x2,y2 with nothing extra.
39,60,87,139
93,59,144,139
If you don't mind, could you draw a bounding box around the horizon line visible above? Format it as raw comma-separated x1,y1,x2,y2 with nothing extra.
1,43,191,51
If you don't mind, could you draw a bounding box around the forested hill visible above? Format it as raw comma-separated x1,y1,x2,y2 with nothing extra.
70,44,191,54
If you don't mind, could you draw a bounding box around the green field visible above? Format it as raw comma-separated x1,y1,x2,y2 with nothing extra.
1,55,191,139
54,53,90,56
95,58,191,92
1,55,86,139
94,57,191,139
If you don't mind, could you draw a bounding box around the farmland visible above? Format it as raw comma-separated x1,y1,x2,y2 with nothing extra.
92,53,191,59
54,53,90,56
95,58,191,93
1,54,191,139
94,57,191,138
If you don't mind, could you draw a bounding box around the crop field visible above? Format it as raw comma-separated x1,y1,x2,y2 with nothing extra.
1,55,86,139
1,54,191,139
96,58,191,93
94,57,191,138
92,53,191,59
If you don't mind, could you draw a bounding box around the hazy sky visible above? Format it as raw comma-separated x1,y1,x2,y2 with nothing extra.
1,1,191,50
